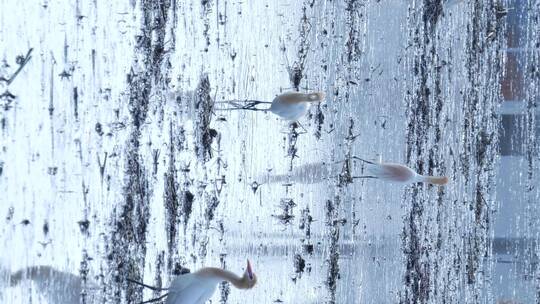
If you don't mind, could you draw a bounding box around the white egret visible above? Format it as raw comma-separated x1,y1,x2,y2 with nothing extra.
353,157,449,185
132,260,257,304
221,91,326,121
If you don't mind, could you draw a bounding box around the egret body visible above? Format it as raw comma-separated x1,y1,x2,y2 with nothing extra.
268,91,325,121
355,158,449,185
157,260,257,304
220,91,325,121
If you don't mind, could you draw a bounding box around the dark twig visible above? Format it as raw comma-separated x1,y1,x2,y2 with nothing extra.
97,152,108,180
5,48,34,85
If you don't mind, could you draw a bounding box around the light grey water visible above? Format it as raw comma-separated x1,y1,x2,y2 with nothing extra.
0,1,538,304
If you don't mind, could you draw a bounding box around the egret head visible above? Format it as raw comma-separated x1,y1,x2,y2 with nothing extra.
426,176,449,185
307,91,325,102
241,259,257,289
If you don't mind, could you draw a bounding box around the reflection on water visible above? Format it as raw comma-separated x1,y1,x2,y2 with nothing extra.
1,240,534,304
257,161,339,185
5,266,87,304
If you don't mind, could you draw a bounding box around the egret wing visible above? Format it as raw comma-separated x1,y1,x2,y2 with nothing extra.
364,163,391,178
366,163,414,182
165,274,213,304
165,288,205,304
275,92,306,104
194,283,218,304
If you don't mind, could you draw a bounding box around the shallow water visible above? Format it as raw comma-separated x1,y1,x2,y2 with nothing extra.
0,0,538,303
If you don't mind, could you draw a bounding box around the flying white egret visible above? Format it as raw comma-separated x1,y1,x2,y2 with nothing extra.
131,260,257,304
353,157,449,185
221,91,326,121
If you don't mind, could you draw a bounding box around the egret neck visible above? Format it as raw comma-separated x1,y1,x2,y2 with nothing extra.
195,267,254,289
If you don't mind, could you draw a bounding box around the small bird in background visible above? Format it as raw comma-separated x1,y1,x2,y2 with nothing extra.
220,91,326,121
131,260,257,304
6,265,86,304
353,157,449,185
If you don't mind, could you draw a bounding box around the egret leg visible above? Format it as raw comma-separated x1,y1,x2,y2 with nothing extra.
352,176,378,179
127,278,169,291
215,100,270,111
295,121,308,134
217,107,266,112
351,156,376,164
214,100,271,104
139,293,169,304
331,157,373,167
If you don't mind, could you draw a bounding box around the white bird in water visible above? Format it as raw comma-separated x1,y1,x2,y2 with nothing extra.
131,260,257,304
353,157,449,185
221,91,326,121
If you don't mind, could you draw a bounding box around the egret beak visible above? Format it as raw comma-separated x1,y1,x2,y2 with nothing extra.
246,259,254,280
